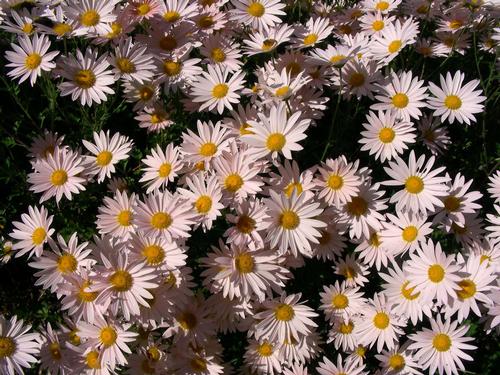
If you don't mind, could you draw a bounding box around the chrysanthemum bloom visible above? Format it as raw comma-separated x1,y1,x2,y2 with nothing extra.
334,59,382,99
362,0,402,13
129,232,187,271
56,47,115,106
319,281,366,322
0,315,41,375
5,33,58,86
375,345,422,375
135,103,174,133
224,199,269,247
370,18,419,63
359,11,396,36
243,24,294,56
140,143,183,193
427,71,486,125
417,113,451,155
28,130,66,161
200,34,243,72
109,37,156,83
254,293,318,343
1,8,38,36
316,354,367,375
64,0,119,36
158,0,199,24
309,43,358,68
334,254,370,287
28,147,86,203
262,68,310,102
244,339,282,375
38,323,75,375
230,0,286,31
328,319,358,352
354,231,394,270
96,190,137,239
9,205,54,259
291,16,334,49
408,316,476,375
383,150,449,214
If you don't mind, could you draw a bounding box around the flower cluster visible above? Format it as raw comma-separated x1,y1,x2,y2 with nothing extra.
1,0,499,375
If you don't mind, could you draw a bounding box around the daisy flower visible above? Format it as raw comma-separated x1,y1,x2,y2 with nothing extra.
417,113,451,155
96,191,137,239
316,354,367,375
200,34,243,72
28,130,66,161
407,316,476,375
109,37,156,83
359,11,396,36
135,104,174,133
190,65,246,114
230,0,286,32
244,339,282,375
370,18,419,63
334,254,370,287
1,9,38,36
382,151,449,214
363,0,402,13
82,130,133,183
334,59,382,99
319,281,366,322
405,239,461,304
375,346,422,375
64,0,119,36
28,147,86,204
309,43,358,68
125,0,162,21
254,293,318,343
224,199,269,247
129,232,186,270
9,205,54,259
140,143,183,193
158,0,198,24
0,315,40,375
123,79,160,111
292,17,334,49
157,55,203,93
56,47,115,106
328,319,358,352
262,68,310,102
354,231,394,270
241,102,311,160
5,33,58,86
243,23,294,56
38,323,75,375
427,71,486,125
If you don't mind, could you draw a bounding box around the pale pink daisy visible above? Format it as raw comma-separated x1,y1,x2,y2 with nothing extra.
140,143,183,193
230,0,286,32
96,191,137,239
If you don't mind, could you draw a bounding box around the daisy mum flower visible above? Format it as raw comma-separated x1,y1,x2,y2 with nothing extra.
96,191,137,239
5,33,58,86
427,71,486,125
319,281,366,322
316,354,367,375
140,143,183,193
64,0,118,36
109,37,156,83
230,0,286,32
370,18,419,63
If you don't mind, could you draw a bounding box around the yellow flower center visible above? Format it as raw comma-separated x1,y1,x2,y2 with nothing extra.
401,280,420,300
428,264,445,283
78,280,98,302
24,53,41,70
261,39,277,51
150,212,172,229
327,174,344,190
405,176,424,194
147,346,161,362
343,266,357,279
303,33,318,45
372,20,385,31
74,69,96,89
85,350,100,369
57,253,77,273
158,163,171,178
287,61,302,76
370,232,381,247
22,23,33,34
444,195,461,212
116,57,136,74
257,342,273,356
51,169,68,186
444,95,462,110
347,196,368,216
389,354,405,371
69,330,81,346
32,227,46,245
150,113,165,124
109,270,133,291
190,357,207,371
139,86,154,101
240,123,254,135
275,85,290,98
339,321,354,334
392,93,409,108
480,254,491,265
373,312,390,329
378,127,395,143
402,225,418,242
330,54,346,64
0,337,16,358
80,9,100,27
106,22,123,39
356,345,366,358
195,195,212,214
349,72,365,87
199,142,217,157
274,303,294,321
279,210,300,230
136,3,151,16
163,60,181,76
224,174,244,193
49,342,61,360
53,23,72,36
247,2,265,17
236,215,256,234
235,253,255,273
142,245,165,265
449,19,463,29
388,40,402,53
99,327,117,347
96,151,113,166
212,83,229,98
284,182,303,198
332,293,349,309
210,48,226,62
432,333,451,352
266,133,286,151
197,15,214,29
177,312,197,330
163,11,181,22
456,279,476,299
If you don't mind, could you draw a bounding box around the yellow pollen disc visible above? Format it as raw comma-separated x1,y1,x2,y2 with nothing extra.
136,3,151,16
236,215,256,234
339,321,354,334
190,357,207,371
401,281,420,300
388,40,402,53
343,266,357,279
116,57,136,73
116,210,132,226
31,227,46,245
480,254,491,265
266,133,286,151
199,142,217,157
78,281,98,302
449,19,463,29
240,123,254,135
444,195,461,212
51,169,68,186
53,23,72,36
373,312,390,329
158,163,172,178
177,312,197,330
142,245,165,265
402,225,418,242
356,345,366,357
405,176,424,194
139,86,154,101
85,350,100,369
392,93,409,108
378,127,395,143
195,195,212,214
212,83,229,98
389,354,405,371
163,11,180,22
99,327,117,347
432,333,451,352
372,20,384,31
235,253,255,273
197,15,214,29
428,264,445,283
147,346,161,362
109,270,133,291
284,182,303,198
332,293,349,309
347,196,368,217
247,2,265,17
69,330,81,346
150,212,172,229
330,54,346,64
327,174,344,190
274,303,294,321
57,253,77,273
376,1,390,11
106,22,123,39
279,210,300,230
349,72,365,87
444,95,462,110
210,47,226,62
257,342,273,356
96,151,113,166
80,9,100,27
74,69,96,89
303,33,318,45
22,23,34,34
261,39,276,51
194,161,205,171
163,60,181,76
150,113,164,124
275,85,290,98
457,279,476,299
0,337,16,358
224,174,244,193
24,53,41,70
370,232,381,247
49,342,61,360
159,36,177,51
